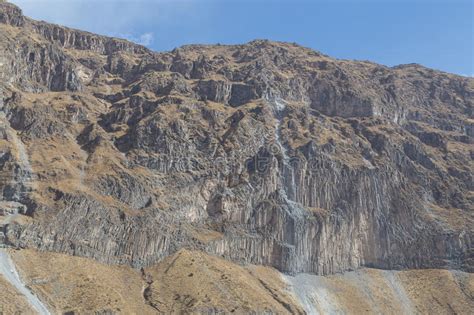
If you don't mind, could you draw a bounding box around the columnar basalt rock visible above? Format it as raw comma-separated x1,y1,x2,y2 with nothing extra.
0,2,472,278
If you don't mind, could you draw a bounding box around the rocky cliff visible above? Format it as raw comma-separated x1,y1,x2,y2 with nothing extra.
0,0,473,283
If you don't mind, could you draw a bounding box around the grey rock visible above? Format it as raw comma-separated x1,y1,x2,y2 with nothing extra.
0,2,472,277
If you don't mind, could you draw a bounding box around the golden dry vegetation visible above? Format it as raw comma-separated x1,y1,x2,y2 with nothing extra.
0,274,34,314
7,249,474,314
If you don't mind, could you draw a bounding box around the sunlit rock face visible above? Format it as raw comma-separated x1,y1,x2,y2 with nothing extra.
0,2,472,275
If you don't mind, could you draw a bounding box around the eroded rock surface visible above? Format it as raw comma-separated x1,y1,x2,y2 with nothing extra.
0,2,472,279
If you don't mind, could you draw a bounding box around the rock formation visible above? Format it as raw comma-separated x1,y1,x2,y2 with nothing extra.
0,2,472,306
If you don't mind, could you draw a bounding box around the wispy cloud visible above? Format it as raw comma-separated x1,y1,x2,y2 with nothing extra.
109,32,154,47
9,0,201,51
137,32,154,46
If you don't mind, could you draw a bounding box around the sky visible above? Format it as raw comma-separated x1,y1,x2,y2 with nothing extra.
9,0,474,76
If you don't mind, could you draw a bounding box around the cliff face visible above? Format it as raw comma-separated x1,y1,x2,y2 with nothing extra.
0,1,473,277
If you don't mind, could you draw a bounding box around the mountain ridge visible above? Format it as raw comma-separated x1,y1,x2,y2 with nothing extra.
3,1,467,78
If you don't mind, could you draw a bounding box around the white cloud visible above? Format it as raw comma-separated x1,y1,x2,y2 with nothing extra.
137,32,154,46
110,32,154,47
8,0,201,50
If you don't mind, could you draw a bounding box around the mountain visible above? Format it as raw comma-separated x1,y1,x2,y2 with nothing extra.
0,2,473,314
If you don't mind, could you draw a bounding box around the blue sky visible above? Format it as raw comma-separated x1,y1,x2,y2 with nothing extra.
9,0,474,76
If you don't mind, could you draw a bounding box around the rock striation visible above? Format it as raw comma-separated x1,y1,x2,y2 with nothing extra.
0,1,472,279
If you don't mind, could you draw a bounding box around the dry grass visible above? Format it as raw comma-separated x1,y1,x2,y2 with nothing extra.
4,249,474,314
8,248,303,314
398,269,474,314
10,249,155,314
0,273,34,314
145,248,304,314
286,268,474,315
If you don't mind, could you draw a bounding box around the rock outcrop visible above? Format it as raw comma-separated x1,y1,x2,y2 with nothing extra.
0,1,472,281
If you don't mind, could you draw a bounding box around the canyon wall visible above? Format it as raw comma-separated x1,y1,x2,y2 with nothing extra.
0,2,472,278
